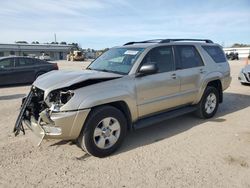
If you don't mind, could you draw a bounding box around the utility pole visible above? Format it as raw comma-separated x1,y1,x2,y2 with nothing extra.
54,33,57,43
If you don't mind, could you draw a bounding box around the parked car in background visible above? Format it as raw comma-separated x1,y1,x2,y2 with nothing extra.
0,56,58,86
226,52,239,60
238,65,250,85
39,53,51,61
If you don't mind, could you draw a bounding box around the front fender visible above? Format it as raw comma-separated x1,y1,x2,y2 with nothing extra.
78,90,138,122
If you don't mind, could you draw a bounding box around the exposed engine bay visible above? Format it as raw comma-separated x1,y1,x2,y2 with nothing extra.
13,86,74,136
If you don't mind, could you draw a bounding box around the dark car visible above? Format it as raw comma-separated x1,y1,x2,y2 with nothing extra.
0,56,58,86
226,52,239,60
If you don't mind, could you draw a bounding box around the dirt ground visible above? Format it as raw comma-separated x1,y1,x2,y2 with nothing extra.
0,60,249,188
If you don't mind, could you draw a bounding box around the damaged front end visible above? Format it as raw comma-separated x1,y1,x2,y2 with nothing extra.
14,86,89,145
14,86,48,145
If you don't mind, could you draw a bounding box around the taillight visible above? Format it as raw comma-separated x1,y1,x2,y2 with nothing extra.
53,63,59,70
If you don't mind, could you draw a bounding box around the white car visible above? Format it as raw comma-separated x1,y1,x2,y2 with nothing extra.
238,65,250,84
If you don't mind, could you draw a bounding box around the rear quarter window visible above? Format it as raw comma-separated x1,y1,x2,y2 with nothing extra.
202,46,227,63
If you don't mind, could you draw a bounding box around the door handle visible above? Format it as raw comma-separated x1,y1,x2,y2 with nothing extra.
200,69,206,74
171,73,177,79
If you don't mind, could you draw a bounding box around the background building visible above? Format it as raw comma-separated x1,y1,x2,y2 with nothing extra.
0,43,75,60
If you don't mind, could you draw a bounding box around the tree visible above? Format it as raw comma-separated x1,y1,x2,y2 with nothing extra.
231,43,250,47
15,41,28,44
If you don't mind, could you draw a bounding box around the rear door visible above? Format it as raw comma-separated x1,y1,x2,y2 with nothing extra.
0,58,15,85
135,46,181,118
14,57,36,83
174,45,206,105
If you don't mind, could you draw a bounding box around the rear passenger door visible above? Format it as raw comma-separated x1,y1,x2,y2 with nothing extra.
174,45,206,105
135,46,181,118
14,57,36,83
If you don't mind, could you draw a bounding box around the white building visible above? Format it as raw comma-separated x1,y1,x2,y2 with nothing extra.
0,43,74,60
223,47,250,59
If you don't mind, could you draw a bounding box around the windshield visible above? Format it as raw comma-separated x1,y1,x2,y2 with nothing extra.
88,48,144,74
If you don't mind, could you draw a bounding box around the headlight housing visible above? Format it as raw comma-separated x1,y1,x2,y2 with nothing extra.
46,90,74,112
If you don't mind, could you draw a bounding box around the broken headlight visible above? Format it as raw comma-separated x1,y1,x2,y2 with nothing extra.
46,90,74,112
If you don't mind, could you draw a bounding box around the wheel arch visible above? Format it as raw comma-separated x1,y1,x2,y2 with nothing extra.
84,101,133,132
207,80,223,103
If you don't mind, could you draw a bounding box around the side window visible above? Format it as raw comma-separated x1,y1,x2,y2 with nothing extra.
175,45,204,69
142,46,174,73
0,58,14,68
16,58,34,67
202,46,226,63
25,58,35,65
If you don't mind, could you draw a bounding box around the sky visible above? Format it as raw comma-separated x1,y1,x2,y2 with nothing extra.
0,0,249,49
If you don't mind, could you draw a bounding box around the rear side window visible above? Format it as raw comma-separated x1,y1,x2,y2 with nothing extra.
175,45,204,69
202,46,227,63
16,58,34,67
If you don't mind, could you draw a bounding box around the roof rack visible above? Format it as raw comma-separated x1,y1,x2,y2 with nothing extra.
123,38,213,46
160,39,213,43
123,39,163,46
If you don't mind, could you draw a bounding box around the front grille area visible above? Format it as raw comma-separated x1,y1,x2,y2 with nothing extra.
24,87,48,121
245,73,250,82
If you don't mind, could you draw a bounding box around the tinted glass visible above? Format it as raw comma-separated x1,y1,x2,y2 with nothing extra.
0,58,14,68
16,58,34,67
142,46,174,73
89,48,144,74
175,45,204,69
202,46,227,63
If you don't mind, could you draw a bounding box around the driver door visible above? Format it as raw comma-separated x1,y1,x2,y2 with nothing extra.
135,46,181,118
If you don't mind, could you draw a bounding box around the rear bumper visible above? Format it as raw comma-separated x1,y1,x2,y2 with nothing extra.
23,109,90,142
221,76,232,90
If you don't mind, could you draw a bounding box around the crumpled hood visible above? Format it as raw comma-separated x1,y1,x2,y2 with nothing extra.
33,70,122,97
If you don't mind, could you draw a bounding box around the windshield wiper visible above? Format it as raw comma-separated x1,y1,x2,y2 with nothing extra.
94,69,125,75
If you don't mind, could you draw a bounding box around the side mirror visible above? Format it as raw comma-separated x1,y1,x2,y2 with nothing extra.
137,63,158,76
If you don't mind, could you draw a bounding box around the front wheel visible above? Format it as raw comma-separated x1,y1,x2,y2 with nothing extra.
78,106,127,157
196,86,219,119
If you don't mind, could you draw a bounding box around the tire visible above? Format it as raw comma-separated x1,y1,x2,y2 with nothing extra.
195,86,219,119
78,105,127,157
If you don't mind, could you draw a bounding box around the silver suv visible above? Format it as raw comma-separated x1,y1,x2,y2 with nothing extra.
14,39,231,157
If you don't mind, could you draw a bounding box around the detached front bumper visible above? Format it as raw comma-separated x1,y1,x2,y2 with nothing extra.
24,109,90,140
14,89,91,145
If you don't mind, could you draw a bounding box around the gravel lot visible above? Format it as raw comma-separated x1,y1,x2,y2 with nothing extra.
0,60,249,188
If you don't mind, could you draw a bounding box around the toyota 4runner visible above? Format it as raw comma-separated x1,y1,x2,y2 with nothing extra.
14,39,231,157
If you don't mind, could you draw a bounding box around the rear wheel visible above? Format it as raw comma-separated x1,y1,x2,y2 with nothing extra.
196,86,219,119
78,106,127,157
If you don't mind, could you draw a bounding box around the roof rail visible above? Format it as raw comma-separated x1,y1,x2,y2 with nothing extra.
160,39,213,43
123,39,163,46
123,38,213,46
